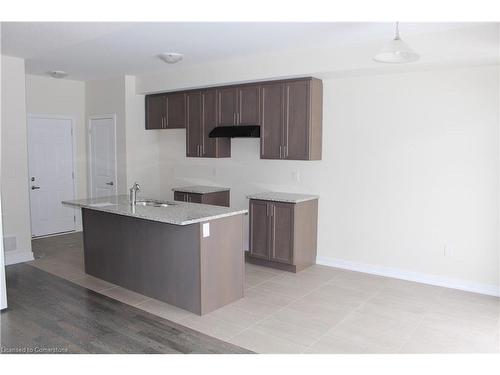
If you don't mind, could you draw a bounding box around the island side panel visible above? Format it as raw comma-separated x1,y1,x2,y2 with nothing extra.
199,214,245,315
81,208,202,314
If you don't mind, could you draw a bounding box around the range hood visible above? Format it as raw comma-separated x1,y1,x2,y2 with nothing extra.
209,125,260,138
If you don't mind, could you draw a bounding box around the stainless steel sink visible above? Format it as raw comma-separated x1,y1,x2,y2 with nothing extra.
134,199,176,208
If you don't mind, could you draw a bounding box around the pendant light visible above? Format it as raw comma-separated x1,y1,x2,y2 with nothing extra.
373,22,419,63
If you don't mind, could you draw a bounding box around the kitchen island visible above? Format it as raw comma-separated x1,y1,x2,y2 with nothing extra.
63,195,247,315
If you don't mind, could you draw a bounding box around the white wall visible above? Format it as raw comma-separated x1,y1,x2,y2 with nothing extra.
1,55,33,265
125,75,161,197
25,74,87,230
86,77,127,195
131,65,500,295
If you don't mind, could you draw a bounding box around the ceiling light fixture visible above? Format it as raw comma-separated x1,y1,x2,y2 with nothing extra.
158,52,184,64
373,22,420,63
49,70,68,79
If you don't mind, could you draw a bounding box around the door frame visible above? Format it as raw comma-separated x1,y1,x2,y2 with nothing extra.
26,114,78,237
88,114,118,198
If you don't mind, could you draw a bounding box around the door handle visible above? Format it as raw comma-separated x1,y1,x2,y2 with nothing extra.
106,181,114,186
31,186,40,190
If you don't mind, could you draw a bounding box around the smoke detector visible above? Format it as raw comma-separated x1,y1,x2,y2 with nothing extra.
158,53,183,64
49,70,68,79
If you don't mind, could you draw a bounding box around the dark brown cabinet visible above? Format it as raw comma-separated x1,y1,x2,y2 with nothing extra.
186,92,203,157
145,93,186,129
174,190,230,207
186,90,231,158
260,78,322,160
166,93,186,128
248,200,270,260
248,198,318,272
260,83,285,159
145,94,166,129
218,85,261,126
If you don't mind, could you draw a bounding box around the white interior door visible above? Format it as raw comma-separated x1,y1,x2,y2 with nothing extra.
28,116,76,237
90,115,117,198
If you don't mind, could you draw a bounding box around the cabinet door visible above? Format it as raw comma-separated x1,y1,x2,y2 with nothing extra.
284,80,310,159
174,191,187,202
201,89,217,157
186,193,202,203
166,93,186,128
260,83,284,159
238,85,260,125
145,95,166,129
186,92,202,157
249,200,270,260
270,202,294,264
218,87,238,125
200,191,230,207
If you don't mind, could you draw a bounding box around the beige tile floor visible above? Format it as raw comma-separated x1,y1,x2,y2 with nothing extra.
28,233,500,354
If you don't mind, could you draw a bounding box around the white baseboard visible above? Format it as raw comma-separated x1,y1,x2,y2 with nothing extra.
316,256,499,297
4,249,34,266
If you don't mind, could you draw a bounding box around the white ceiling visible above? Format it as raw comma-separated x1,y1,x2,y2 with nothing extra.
0,22,495,81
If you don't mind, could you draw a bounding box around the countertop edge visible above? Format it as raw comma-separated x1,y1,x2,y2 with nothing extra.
246,195,319,203
63,200,247,226
171,186,231,194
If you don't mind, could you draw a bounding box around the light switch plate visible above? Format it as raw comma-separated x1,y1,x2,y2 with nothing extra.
203,223,210,238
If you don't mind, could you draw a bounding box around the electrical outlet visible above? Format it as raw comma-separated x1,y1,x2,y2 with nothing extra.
292,171,300,183
212,167,217,177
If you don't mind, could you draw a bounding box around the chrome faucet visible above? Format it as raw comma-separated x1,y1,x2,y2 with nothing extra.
129,182,141,205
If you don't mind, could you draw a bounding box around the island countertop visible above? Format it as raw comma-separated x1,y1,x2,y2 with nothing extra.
63,195,247,226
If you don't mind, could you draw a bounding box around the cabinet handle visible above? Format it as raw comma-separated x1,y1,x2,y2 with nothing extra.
237,112,240,124
284,145,288,158
233,113,236,124
279,145,282,159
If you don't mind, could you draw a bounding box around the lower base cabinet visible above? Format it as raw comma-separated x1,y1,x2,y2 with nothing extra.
247,198,318,272
173,190,230,207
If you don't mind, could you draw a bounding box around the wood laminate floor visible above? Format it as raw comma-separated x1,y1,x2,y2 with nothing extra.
0,263,252,354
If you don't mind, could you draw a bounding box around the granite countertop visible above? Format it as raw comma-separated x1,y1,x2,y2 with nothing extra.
246,192,319,203
172,185,230,194
63,195,247,226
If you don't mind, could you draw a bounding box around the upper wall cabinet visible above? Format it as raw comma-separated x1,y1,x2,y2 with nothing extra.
260,78,322,160
218,85,261,126
186,90,231,158
145,77,322,161
145,94,165,129
166,92,187,128
145,93,186,129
